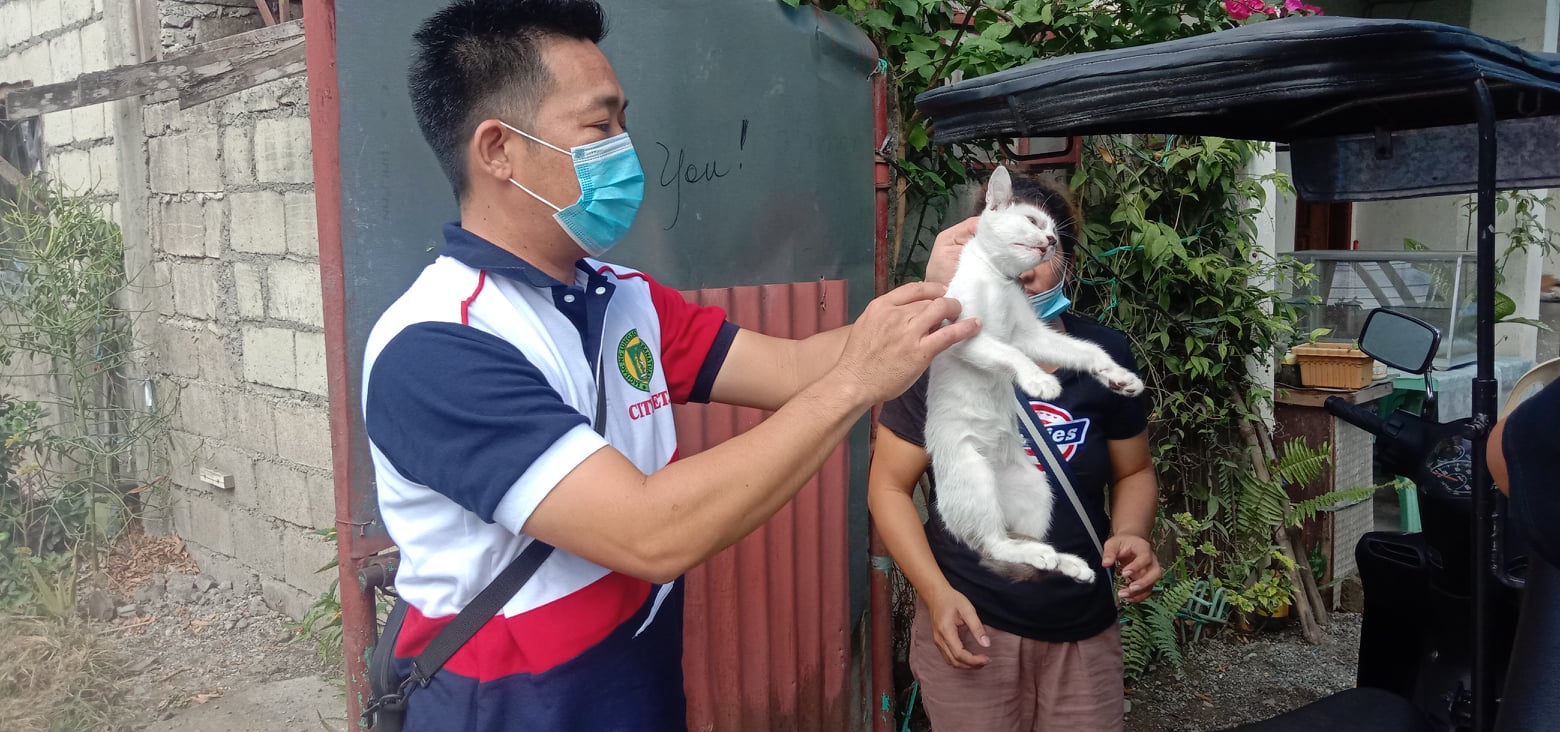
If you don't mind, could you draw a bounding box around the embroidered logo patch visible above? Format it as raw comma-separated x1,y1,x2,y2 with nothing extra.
1019,402,1091,470
617,329,655,392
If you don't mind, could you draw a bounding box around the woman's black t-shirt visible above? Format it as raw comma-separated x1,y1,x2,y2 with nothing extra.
878,314,1148,642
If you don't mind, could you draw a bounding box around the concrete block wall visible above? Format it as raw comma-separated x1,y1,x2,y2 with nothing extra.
1,0,121,206
148,72,335,620
2,0,335,620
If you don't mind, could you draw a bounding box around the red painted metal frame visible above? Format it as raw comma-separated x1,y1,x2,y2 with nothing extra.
868,69,897,732
301,0,377,725
677,282,852,732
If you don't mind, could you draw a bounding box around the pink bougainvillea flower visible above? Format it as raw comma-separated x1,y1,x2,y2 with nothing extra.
1283,0,1324,13
1223,0,1265,20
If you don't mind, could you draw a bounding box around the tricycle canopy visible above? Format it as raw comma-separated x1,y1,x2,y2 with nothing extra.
915,16,1560,202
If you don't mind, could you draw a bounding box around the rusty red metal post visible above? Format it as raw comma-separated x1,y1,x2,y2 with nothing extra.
302,0,377,725
868,67,898,732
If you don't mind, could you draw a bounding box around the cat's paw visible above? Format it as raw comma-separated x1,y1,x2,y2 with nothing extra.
1053,553,1096,584
1016,370,1063,401
1092,366,1143,397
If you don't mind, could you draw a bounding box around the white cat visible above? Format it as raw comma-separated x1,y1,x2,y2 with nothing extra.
925,166,1144,583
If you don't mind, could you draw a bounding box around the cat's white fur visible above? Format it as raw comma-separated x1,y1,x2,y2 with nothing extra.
925,166,1144,583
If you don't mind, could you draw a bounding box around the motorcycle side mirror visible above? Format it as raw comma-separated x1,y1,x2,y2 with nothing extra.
1358,308,1441,375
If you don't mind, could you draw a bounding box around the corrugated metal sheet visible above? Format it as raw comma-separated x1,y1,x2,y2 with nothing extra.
676,281,853,732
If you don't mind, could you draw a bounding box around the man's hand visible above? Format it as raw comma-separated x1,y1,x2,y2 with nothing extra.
925,217,978,285
1103,533,1162,603
925,586,991,669
833,281,977,404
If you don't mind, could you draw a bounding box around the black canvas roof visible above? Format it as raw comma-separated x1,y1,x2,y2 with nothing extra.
915,16,1560,144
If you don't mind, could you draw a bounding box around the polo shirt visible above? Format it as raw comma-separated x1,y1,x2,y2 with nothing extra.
362,224,737,731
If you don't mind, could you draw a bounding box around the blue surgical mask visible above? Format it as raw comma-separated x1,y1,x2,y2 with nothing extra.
1028,281,1071,321
501,122,645,257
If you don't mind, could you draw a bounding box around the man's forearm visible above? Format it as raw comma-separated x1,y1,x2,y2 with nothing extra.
641,375,869,577
791,326,851,393
1110,471,1159,539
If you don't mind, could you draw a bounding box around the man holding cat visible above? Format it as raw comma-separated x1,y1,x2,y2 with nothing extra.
360,1,978,729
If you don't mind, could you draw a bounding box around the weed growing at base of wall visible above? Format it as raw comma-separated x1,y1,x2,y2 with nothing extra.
0,180,171,615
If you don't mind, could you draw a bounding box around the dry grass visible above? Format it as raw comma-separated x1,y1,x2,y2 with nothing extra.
0,614,129,732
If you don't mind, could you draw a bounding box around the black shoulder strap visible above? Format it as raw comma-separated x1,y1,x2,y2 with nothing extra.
404,351,610,689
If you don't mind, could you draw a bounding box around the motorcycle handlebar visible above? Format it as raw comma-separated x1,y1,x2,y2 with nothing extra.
1325,396,1387,437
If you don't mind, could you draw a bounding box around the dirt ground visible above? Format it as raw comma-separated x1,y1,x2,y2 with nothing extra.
84,533,345,731
1125,614,1362,731
78,533,1358,731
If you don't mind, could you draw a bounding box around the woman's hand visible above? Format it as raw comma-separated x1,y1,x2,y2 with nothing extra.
1102,533,1162,603
925,585,991,669
925,217,978,285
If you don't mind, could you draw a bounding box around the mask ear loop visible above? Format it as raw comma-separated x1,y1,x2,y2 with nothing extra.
508,178,563,212
497,121,570,212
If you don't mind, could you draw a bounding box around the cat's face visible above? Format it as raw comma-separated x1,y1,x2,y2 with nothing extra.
973,166,1060,277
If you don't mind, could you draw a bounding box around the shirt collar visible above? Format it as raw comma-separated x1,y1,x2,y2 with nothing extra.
440,222,580,289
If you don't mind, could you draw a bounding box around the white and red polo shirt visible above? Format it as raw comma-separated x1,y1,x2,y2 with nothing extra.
361,223,735,731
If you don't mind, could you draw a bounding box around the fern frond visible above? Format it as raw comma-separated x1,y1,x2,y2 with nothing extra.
1234,472,1286,541
1271,439,1331,487
1288,483,1379,527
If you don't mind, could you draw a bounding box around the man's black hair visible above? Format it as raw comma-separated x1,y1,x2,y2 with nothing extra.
409,0,608,198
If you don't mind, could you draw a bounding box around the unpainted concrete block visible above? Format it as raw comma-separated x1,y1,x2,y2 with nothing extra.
222,123,253,185
77,19,107,72
154,199,208,257
47,28,80,81
143,101,176,137
1,3,33,48
60,0,92,25
231,391,277,455
153,323,203,380
31,0,63,40
18,44,50,88
201,199,226,257
42,108,73,145
227,507,284,579
282,191,316,257
176,490,235,556
265,259,322,327
253,116,313,184
186,130,222,192
233,261,266,319
148,260,176,315
173,380,229,440
293,331,327,397
71,103,107,141
87,144,118,194
170,261,220,320
255,459,312,527
193,14,258,44
229,190,286,254
165,429,203,493
51,148,91,192
282,524,335,598
306,471,335,532
242,326,296,389
271,400,330,469
149,134,189,193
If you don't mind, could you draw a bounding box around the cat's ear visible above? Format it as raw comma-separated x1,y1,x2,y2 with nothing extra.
986,166,1013,211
